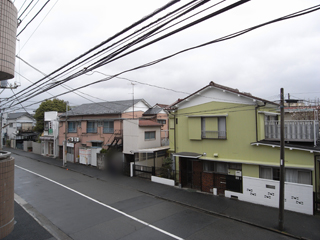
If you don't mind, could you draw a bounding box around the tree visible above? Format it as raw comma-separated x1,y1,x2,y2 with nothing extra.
34,99,67,133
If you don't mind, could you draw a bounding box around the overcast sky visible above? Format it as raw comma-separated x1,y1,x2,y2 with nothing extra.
5,0,320,112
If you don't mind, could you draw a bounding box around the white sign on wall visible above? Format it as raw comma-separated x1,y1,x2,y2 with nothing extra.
225,176,313,215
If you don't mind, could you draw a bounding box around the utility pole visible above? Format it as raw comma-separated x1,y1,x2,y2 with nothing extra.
63,101,68,167
278,88,285,231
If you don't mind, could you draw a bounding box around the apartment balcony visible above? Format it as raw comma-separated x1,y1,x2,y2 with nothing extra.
265,120,319,143
17,126,34,133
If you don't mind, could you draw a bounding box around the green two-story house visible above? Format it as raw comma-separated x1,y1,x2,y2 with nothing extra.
167,81,319,215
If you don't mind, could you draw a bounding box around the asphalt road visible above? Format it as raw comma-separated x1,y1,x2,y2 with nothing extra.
13,153,294,240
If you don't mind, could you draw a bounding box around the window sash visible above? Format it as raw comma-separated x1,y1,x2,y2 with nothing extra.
201,117,226,139
103,121,114,133
87,121,97,133
203,161,214,172
157,119,166,125
68,122,77,133
260,166,311,185
145,131,156,140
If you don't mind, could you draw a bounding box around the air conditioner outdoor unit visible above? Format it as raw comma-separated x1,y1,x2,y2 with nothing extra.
74,137,79,142
69,137,74,142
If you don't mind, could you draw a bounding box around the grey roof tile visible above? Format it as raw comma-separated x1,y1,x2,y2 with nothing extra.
61,99,145,117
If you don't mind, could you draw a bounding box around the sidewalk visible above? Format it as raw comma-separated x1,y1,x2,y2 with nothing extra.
7,147,320,240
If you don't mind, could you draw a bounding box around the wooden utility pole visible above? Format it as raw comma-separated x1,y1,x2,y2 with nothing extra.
278,88,285,231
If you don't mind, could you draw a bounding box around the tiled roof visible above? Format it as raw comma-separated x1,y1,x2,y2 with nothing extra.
155,104,169,109
143,108,162,115
60,99,147,117
139,120,162,127
166,81,279,110
7,112,34,120
143,104,169,116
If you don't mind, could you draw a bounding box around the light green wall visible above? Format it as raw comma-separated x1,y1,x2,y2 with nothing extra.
243,164,259,178
172,101,315,174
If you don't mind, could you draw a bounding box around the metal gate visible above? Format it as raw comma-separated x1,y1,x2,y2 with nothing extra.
123,162,131,176
134,164,154,179
67,147,74,163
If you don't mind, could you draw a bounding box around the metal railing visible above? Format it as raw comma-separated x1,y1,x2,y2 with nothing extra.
161,137,169,146
265,120,319,142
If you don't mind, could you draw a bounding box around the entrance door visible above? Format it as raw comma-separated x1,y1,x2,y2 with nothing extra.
181,158,193,188
214,174,227,195
186,160,193,188
48,142,54,155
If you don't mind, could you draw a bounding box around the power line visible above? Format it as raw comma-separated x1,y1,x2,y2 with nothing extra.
19,0,59,53
7,0,246,106
8,0,182,105
18,0,34,21
24,2,319,107
4,2,320,111
17,0,28,13
20,0,40,22
17,0,51,37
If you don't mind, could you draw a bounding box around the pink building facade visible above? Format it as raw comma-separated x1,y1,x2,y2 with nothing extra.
58,99,150,162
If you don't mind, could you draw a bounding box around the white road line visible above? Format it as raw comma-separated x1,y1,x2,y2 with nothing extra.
15,165,184,240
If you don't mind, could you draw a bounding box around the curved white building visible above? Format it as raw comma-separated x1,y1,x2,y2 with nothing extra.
0,0,17,81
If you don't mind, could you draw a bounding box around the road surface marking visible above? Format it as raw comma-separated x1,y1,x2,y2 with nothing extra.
15,165,184,240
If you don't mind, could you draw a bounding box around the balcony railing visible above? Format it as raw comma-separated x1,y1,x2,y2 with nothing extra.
265,120,319,143
161,137,169,146
17,126,34,132
201,130,227,139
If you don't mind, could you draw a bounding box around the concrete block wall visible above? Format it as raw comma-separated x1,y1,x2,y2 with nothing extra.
23,141,33,151
32,142,41,155
0,156,15,239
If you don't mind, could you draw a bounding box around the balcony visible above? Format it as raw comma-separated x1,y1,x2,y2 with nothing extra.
17,126,34,132
265,120,319,143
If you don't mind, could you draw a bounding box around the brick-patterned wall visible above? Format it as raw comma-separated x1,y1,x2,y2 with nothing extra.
192,161,203,190
202,172,214,193
0,157,15,239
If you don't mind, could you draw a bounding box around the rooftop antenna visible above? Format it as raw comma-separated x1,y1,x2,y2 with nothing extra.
131,82,136,119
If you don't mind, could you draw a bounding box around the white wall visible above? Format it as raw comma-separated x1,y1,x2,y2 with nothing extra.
123,119,162,154
225,176,313,215
44,111,58,121
32,142,42,155
178,87,257,110
138,126,161,150
123,119,139,154
124,100,150,113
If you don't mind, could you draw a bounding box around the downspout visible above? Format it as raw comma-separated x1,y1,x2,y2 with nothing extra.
255,102,266,142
